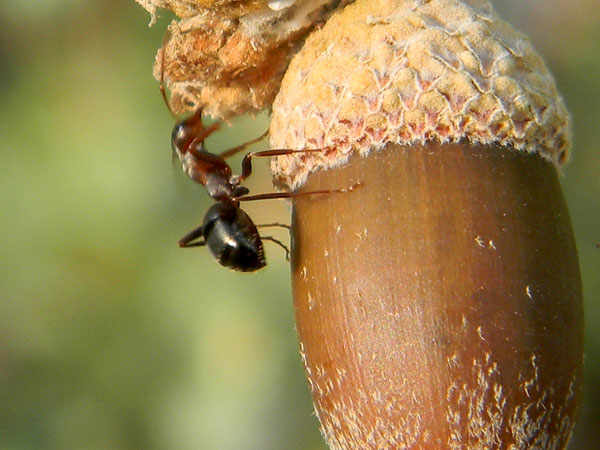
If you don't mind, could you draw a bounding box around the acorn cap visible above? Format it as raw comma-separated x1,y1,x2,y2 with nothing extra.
269,0,572,189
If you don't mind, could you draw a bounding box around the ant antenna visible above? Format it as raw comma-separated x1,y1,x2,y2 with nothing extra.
159,29,177,119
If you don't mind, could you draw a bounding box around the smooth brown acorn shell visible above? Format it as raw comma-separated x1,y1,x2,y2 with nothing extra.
291,142,583,450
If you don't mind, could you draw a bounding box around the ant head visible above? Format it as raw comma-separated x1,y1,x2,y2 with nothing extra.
159,30,224,161
170,107,206,155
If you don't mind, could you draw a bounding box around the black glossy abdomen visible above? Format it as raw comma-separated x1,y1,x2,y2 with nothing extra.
203,203,266,272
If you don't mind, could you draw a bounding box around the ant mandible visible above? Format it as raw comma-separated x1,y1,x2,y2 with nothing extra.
159,40,359,271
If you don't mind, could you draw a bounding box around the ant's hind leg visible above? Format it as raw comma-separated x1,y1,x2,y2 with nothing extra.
178,225,206,248
233,181,362,203
262,236,290,261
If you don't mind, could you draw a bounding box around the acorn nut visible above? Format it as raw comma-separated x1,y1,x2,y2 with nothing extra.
269,1,583,449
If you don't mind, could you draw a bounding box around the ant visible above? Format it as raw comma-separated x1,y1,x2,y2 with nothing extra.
159,40,360,271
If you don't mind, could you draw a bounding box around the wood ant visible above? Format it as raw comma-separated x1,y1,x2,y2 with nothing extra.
159,43,360,271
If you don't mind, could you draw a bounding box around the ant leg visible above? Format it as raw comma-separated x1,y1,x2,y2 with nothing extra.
256,223,291,231
233,181,362,203
218,128,270,160
262,236,290,261
187,120,222,156
239,147,333,182
178,225,206,248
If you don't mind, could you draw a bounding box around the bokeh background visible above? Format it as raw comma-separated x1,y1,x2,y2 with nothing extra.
0,0,598,449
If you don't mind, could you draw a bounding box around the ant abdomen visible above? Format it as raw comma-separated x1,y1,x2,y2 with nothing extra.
203,203,266,272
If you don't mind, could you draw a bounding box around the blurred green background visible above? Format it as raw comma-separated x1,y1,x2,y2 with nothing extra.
0,0,597,449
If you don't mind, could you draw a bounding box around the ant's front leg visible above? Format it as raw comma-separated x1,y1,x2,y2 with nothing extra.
178,224,206,248
186,120,222,157
219,128,270,160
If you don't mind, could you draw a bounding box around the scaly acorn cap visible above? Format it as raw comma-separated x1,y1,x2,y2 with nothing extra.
269,0,572,189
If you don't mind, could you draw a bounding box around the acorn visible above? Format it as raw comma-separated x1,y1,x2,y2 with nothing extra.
269,0,583,449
